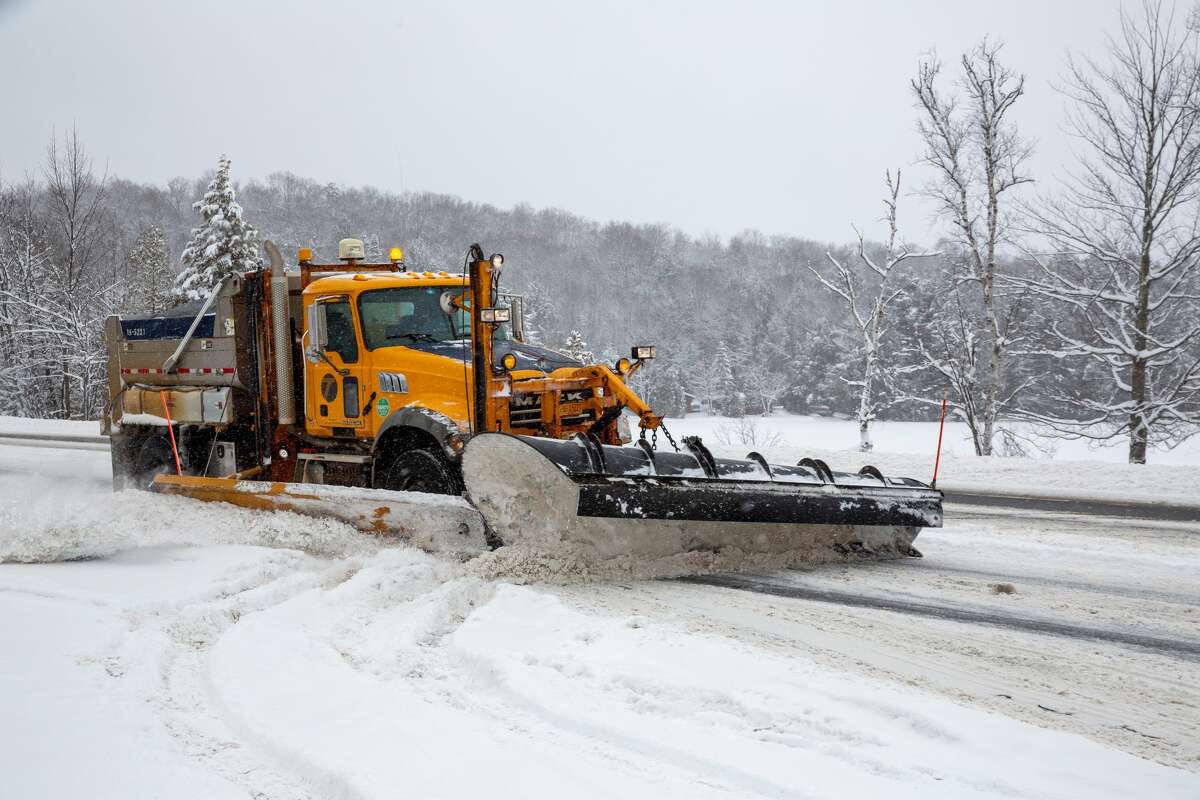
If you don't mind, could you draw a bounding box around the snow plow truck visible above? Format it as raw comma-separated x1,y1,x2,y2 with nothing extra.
102,239,942,568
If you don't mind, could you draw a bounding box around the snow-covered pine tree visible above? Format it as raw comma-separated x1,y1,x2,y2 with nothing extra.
563,329,594,363
640,358,690,417
172,156,261,305
362,233,383,260
714,340,743,416
522,280,556,346
126,225,173,313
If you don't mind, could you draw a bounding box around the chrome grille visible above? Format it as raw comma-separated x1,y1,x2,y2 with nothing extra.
509,392,542,427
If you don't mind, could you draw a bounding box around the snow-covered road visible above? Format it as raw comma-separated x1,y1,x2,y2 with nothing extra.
1,444,1199,798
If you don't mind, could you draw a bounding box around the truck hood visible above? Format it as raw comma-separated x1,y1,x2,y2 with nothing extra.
398,339,584,371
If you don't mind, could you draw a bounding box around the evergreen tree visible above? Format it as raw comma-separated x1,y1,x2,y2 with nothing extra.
126,225,173,312
362,232,383,260
173,156,261,304
562,329,594,363
714,340,743,416
522,280,556,345
641,358,690,416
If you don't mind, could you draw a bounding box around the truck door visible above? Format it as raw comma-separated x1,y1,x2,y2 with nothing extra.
304,295,367,438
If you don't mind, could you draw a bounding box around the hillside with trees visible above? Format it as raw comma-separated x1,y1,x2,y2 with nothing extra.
1,3,1197,463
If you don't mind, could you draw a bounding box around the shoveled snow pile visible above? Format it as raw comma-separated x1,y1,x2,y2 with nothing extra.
468,541,901,583
0,473,382,563
0,415,103,438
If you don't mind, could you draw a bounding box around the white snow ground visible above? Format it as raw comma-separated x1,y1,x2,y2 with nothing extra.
1,430,1199,797
664,413,1200,503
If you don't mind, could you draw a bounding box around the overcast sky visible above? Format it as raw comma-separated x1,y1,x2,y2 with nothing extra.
0,0,1137,243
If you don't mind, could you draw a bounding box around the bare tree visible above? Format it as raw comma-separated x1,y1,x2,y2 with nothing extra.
743,361,790,416
40,129,114,417
1017,1,1200,463
0,180,54,417
0,171,118,420
43,127,109,294
809,171,937,450
912,41,1033,455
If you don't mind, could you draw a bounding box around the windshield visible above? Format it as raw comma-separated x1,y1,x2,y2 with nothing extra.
357,286,508,350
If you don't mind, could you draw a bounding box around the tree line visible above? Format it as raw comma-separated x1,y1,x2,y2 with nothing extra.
1,1,1197,463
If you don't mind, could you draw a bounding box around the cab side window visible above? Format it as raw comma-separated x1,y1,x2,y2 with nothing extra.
324,300,359,364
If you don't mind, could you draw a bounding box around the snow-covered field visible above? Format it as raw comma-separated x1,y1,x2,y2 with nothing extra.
666,411,1200,465
1,426,1199,797
666,413,1200,503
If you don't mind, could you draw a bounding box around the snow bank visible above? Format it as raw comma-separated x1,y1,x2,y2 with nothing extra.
0,474,383,563
468,541,910,584
0,415,102,438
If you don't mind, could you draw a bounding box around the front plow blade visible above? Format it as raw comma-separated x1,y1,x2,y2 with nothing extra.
151,474,489,556
462,433,942,570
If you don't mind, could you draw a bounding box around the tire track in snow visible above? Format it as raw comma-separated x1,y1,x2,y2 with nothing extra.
136,551,372,800
678,573,1200,660
551,578,1200,771
903,560,1200,606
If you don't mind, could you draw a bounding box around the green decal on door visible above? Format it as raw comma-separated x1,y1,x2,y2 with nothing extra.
376,396,391,417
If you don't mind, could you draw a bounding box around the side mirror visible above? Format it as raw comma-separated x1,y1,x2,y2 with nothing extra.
305,303,328,363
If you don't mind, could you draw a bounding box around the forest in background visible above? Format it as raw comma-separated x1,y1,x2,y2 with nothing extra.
2,2,1199,463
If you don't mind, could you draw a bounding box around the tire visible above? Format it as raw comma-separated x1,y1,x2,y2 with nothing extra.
377,447,462,495
126,435,177,490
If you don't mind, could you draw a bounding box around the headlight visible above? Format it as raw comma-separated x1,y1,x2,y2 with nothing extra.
501,352,518,371
480,308,511,323
632,345,656,360
491,254,504,268
615,357,631,374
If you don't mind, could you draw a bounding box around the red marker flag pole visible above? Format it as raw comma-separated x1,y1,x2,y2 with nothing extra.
159,389,183,477
931,391,948,488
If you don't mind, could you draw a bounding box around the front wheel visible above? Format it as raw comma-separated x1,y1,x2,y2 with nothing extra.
376,448,462,495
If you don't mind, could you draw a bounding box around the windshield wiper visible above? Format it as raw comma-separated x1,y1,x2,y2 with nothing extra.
389,332,440,344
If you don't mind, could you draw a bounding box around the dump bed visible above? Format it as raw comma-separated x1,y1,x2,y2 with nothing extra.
103,272,301,433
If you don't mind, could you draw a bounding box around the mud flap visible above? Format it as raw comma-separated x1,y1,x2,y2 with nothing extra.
151,474,489,557
461,433,941,564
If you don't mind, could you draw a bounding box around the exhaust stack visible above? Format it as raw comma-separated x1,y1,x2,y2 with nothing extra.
265,241,295,426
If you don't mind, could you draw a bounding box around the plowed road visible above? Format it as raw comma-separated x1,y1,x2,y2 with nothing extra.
1,438,1199,798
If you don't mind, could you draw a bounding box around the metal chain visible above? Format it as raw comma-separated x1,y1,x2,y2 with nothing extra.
639,422,680,453
659,422,681,452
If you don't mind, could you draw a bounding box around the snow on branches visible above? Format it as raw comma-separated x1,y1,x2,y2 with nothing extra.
126,225,173,313
173,156,261,304
809,170,936,451
562,330,594,364
911,41,1033,456
1013,3,1200,462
